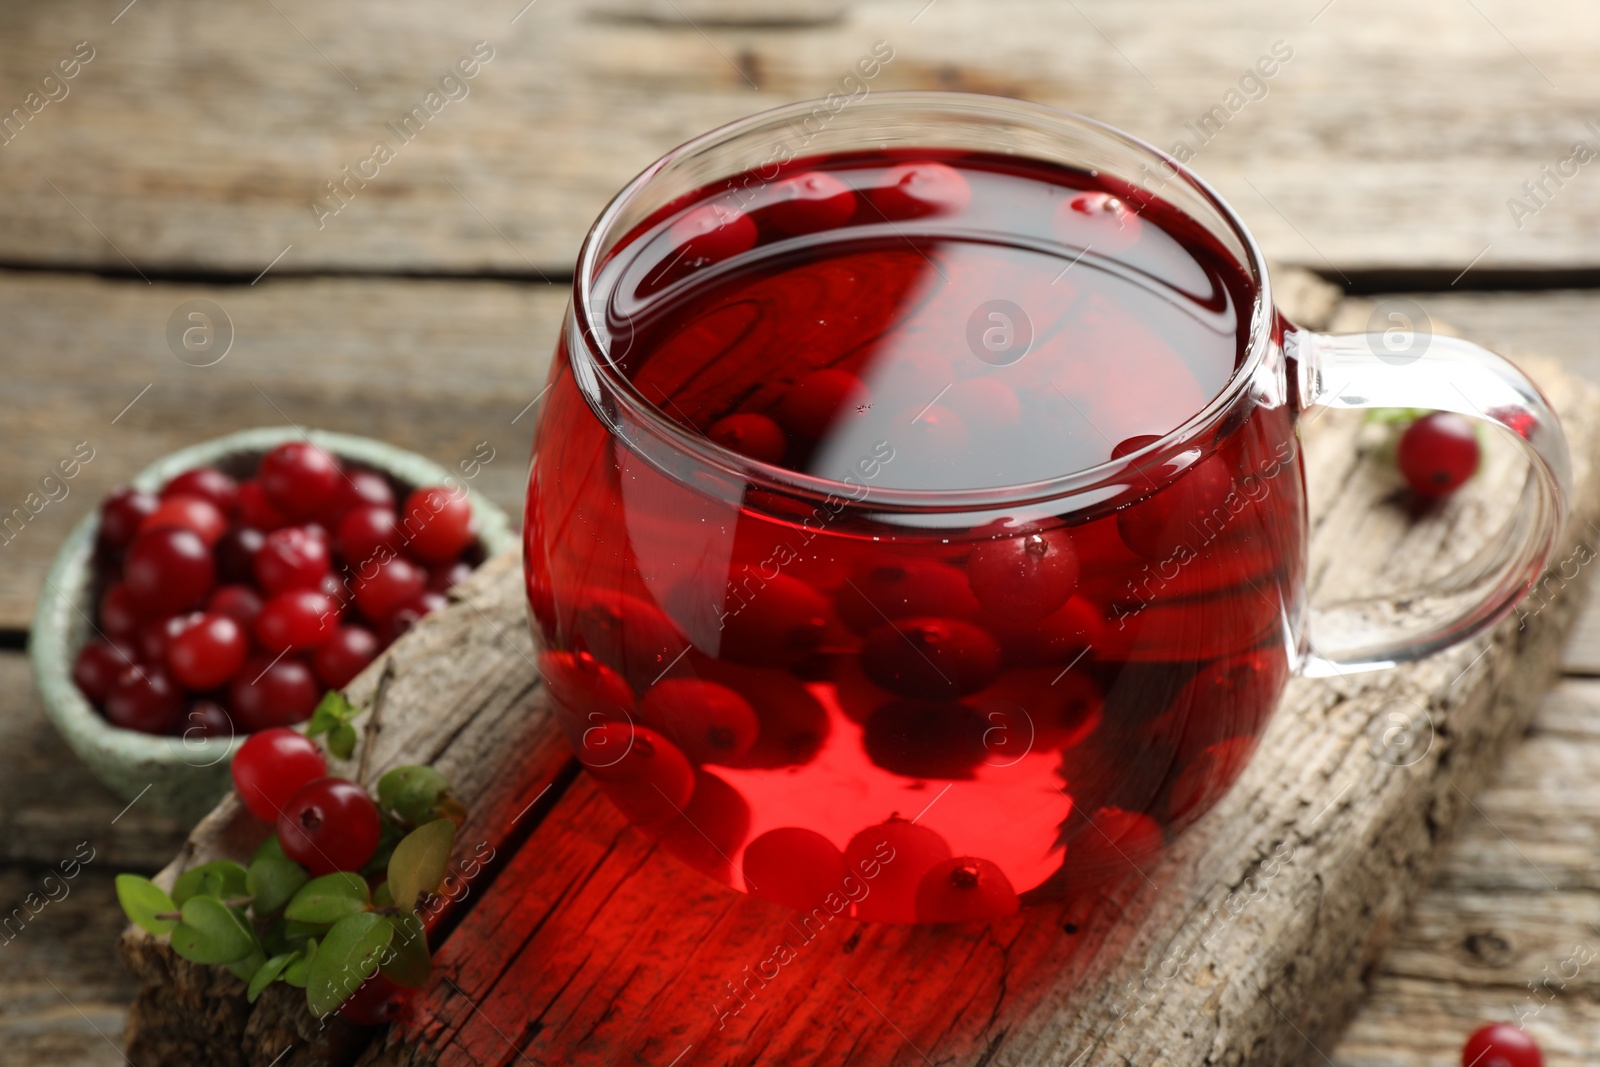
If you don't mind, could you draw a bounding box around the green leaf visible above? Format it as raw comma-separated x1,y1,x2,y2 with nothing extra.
372,881,394,909
328,721,359,761
284,873,370,924
388,819,456,912
1363,406,1431,426
227,946,268,982
248,856,310,917
172,861,249,907
307,691,358,742
307,913,393,1017
170,895,258,965
252,835,289,865
378,765,453,826
248,952,299,1003
362,814,408,878
379,914,430,988
283,939,317,988
115,874,177,935
283,918,334,943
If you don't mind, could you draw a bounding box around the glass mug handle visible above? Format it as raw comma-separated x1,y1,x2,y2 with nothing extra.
1287,326,1573,675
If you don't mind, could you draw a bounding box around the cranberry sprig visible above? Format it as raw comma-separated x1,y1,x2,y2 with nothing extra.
115,735,466,1025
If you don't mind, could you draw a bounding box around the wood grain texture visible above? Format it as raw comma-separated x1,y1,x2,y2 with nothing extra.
0,270,563,632
350,356,1600,1067
1,0,1598,274
110,273,1600,1066
0,647,187,1067
1333,678,1600,1067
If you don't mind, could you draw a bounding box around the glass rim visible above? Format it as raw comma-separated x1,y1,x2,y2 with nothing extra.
570,90,1276,515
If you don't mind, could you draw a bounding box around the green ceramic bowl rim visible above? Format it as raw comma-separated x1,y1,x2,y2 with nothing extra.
28,426,517,774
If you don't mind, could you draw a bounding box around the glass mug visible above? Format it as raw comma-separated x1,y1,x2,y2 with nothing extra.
525,92,1569,923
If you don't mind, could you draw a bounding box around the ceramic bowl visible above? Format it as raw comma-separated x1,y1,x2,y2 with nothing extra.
28,426,516,824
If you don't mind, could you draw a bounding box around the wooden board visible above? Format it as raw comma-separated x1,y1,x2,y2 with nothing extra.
0,650,188,1067
0,270,563,633
2,0,1600,275
112,274,1600,1065
1333,678,1600,1066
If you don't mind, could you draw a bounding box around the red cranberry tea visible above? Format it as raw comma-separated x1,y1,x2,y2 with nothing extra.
528,150,1305,920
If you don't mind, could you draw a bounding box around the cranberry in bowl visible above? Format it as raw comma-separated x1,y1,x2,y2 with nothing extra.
30,427,513,822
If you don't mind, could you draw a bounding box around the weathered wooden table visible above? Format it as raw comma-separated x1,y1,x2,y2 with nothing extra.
5,1,1600,1064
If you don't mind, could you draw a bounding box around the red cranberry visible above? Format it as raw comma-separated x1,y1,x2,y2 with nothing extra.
329,467,395,521
863,699,990,779
539,650,635,736
1054,190,1142,253
124,527,215,616
98,488,159,554
338,974,411,1027
707,413,787,464
181,700,234,739
230,656,320,731
569,589,687,688
836,560,981,634
98,581,145,639
776,369,869,441
639,678,759,765
742,827,848,911
215,526,266,584
236,479,289,530
861,617,1001,699
871,161,972,220
73,640,136,704
161,467,239,514
1168,736,1258,829
898,402,969,464
255,526,332,594
699,662,830,770
1116,452,1235,560
967,529,1080,622
427,560,474,593
666,203,758,268
231,727,328,821
648,769,751,881
577,723,694,825
1461,1023,1542,1067
846,819,952,923
259,442,341,519
277,776,382,875
914,857,1018,923
138,613,200,666
207,584,264,630
105,664,183,734
167,612,249,690
312,626,380,689
400,487,475,564
759,171,856,235
379,591,447,644
714,574,832,668
336,506,399,568
255,590,339,652
353,556,426,622
1062,807,1165,889
1399,412,1479,498
140,494,227,547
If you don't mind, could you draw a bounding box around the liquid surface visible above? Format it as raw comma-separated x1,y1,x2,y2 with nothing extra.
528,151,1303,922
594,152,1253,490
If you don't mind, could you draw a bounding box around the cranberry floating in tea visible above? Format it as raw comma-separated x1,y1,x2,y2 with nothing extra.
526,94,1569,922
